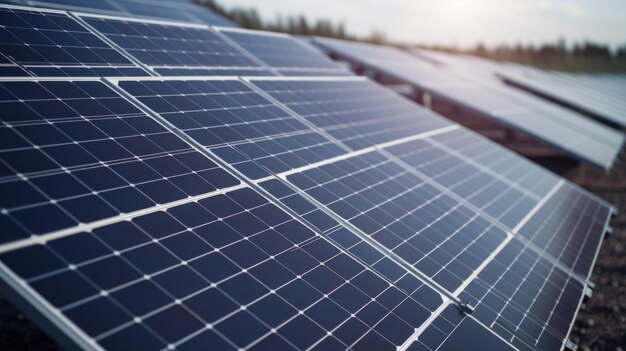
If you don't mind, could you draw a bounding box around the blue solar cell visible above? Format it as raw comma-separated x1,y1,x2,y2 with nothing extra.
0,185,445,350
217,28,351,75
385,138,538,229
118,78,349,180
0,5,147,76
518,182,612,279
250,78,452,150
284,150,508,293
82,15,261,71
458,239,585,351
0,79,239,243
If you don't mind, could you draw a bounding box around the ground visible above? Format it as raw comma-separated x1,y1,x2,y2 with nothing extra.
0,153,624,351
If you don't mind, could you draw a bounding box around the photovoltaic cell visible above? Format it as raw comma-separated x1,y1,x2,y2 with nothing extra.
0,185,445,350
407,305,516,351
427,128,559,199
259,178,443,302
0,78,239,244
0,5,148,76
458,239,585,351
385,139,538,229
19,0,238,27
117,78,349,180
250,78,452,150
517,182,612,279
284,151,509,293
81,15,263,72
217,28,352,76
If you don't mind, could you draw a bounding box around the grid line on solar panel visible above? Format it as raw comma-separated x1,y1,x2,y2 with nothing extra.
258,172,524,350
0,4,149,77
110,76,352,181
107,77,450,304
0,183,447,351
408,305,519,351
424,131,553,201
108,76,471,317
382,137,605,287
215,27,352,76
458,238,586,351
0,77,241,246
77,12,268,74
247,77,454,151
277,150,512,295
517,182,614,280
112,77,596,302
381,140,541,230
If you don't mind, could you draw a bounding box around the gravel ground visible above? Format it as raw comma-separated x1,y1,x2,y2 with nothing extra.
0,154,624,351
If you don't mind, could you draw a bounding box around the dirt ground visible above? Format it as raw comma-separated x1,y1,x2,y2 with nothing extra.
0,153,624,351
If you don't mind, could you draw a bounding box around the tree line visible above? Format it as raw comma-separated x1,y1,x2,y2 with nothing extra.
195,0,626,72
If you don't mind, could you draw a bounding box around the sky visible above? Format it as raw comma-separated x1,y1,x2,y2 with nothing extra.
221,0,626,49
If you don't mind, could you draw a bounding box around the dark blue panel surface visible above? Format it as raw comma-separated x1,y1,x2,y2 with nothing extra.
285,151,508,293
407,305,516,351
518,183,611,278
218,29,350,75
459,239,585,351
0,79,239,244
83,16,259,70
251,78,452,150
1,186,444,350
0,6,146,76
385,139,537,229
118,78,348,180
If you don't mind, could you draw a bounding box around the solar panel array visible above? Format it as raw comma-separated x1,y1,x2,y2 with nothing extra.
0,2,616,351
313,37,625,171
497,68,626,129
8,0,237,26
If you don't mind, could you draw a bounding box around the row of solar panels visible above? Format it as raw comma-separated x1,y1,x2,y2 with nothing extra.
310,37,625,171
3,0,237,27
0,3,616,351
0,4,351,77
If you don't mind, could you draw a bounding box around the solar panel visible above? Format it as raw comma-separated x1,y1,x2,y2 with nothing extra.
216,28,352,76
497,67,626,128
458,239,586,351
78,14,268,75
313,37,625,170
0,185,448,350
113,77,350,180
110,75,614,349
517,182,614,279
0,5,617,350
23,0,238,27
248,77,453,150
0,4,149,76
0,77,240,244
